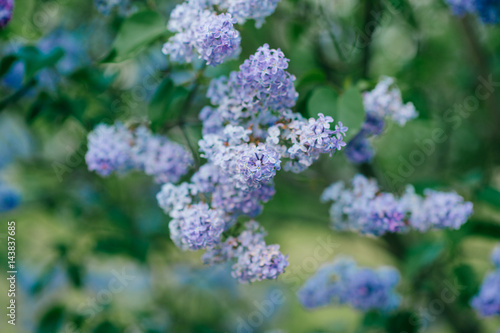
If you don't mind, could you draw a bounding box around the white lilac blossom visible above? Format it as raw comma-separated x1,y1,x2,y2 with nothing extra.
472,245,500,316
203,221,288,283
345,77,418,164
162,1,241,66
298,257,401,312
0,0,13,29
322,175,473,236
446,0,500,24
85,123,193,183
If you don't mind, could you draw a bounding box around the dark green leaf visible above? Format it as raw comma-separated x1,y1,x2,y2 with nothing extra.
405,240,445,278
297,69,327,90
17,46,64,81
93,321,121,333
0,55,18,78
148,77,189,131
37,305,65,333
386,311,420,333
476,186,500,209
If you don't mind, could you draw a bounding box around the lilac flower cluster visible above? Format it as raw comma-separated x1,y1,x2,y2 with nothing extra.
155,45,345,282
321,175,473,236
163,0,282,65
298,257,401,312
446,0,500,24
85,123,193,184
472,245,500,317
0,0,13,29
202,221,288,283
345,77,418,164
201,44,347,175
162,1,241,66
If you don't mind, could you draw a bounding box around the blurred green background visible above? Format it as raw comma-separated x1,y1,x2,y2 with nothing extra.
2,0,500,332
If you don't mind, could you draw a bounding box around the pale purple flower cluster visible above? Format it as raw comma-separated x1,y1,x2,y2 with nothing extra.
200,45,347,181
345,77,418,164
298,257,401,312
202,221,289,283
446,0,500,24
162,1,241,66
85,123,193,183
322,175,473,236
163,0,281,65
169,202,225,250
206,44,297,124
472,245,500,317
155,46,344,283
0,0,13,29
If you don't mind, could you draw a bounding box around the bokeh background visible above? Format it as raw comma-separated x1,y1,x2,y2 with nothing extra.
1,0,500,332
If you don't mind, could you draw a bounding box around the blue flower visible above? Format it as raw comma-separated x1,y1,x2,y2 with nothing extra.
0,183,20,212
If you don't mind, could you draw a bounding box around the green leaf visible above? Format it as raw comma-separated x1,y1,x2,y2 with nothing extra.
306,85,337,118
476,186,500,209
405,240,445,278
453,264,479,305
0,55,18,78
148,77,189,131
386,311,420,333
104,11,166,62
37,305,65,333
17,46,64,81
297,69,327,90
93,321,121,333
337,86,366,141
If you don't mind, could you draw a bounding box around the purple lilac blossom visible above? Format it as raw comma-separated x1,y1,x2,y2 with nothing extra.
169,202,225,250
203,220,289,283
298,257,401,312
86,123,192,183
322,175,473,236
472,245,500,316
156,45,343,283
0,0,13,29
162,1,241,66
345,77,418,164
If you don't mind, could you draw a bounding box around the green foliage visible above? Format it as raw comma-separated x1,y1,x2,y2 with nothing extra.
104,11,167,62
